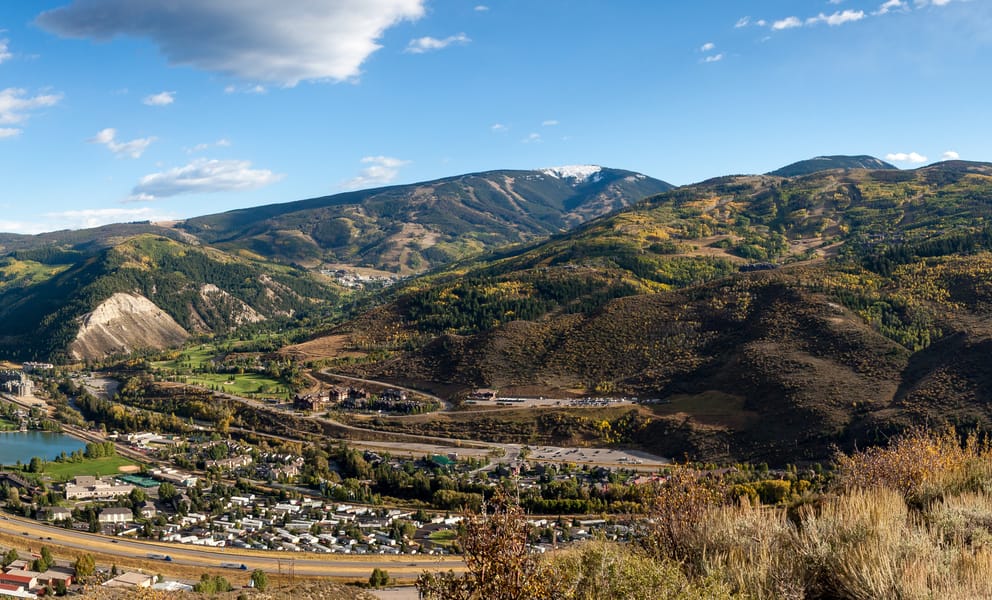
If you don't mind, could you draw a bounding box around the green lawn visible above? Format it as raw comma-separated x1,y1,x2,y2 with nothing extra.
428,529,458,548
180,372,290,400
0,418,19,431
150,344,220,370
150,342,290,400
41,455,140,481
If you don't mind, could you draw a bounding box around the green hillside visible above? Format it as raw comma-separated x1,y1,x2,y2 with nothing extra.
0,234,342,362
321,161,992,462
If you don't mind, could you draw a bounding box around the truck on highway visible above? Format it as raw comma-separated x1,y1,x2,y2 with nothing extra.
147,553,172,561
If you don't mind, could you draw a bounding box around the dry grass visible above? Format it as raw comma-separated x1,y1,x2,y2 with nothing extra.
639,429,992,599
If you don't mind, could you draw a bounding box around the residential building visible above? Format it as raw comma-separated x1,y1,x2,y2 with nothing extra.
103,572,154,589
98,507,133,524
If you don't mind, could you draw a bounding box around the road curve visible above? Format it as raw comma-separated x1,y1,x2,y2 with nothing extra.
0,512,462,578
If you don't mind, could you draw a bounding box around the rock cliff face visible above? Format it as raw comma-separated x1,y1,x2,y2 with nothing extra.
69,293,189,360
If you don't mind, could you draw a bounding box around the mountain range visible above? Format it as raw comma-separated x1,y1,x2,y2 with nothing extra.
5,155,992,462
0,166,668,361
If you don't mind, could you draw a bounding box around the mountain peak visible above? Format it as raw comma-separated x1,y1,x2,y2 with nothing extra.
540,165,603,183
768,155,897,178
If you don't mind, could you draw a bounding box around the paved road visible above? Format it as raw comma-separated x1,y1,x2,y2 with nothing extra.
0,512,462,578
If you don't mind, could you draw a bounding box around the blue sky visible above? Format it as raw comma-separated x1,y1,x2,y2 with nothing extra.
0,0,988,233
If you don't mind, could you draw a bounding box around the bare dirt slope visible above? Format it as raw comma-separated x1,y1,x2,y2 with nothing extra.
70,292,189,360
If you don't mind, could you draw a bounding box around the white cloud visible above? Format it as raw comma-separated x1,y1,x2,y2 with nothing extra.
0,88,62,126
806,10,866,26
735,17,751,28
405,33,471,54
0,39,12,64
224,84,267,95
41,207,177,230
341,156,410,190
187,138,232,154
474,5,489,11
941,150,960,160
143,91,175,106
0,128,21,138
491,123,508,133
703,53,725,63
90,128,156,159
700,42,715,52
886,152,928,163
37,0,426,86
542,120,559,127
522,132,542,144
130,158,284,200
772,16,803,30
875,0,907,15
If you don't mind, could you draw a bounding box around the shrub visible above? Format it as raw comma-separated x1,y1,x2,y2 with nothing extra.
834,427,992,505
545,540,732,600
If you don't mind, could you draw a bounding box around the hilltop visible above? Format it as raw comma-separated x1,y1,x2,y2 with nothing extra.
767,154,898,177
176,166,672,273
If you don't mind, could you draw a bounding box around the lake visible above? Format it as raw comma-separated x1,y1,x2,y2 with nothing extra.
0,431,86,466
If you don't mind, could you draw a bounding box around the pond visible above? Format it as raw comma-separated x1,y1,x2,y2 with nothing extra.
0,431,86,466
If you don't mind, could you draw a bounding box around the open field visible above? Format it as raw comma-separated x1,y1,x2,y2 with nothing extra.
41,455,140,481
279,334,367,361
180,372,289,400
648,390,760,429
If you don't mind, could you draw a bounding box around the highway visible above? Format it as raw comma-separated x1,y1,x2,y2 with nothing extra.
0,512,463,579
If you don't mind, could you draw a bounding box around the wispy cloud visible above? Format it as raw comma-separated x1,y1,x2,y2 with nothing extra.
341,156,410,190
491,123,508,133
806,10,866,26
522,132,542,144
541,120,559,127
405,33,471,54
700,42,715,52
129,158,283,201
224,84,266,95
875,0,907,15
772,16,803,30
0,88,62,137
703,53,725,63
886,151,928,163
143,91,175,106
186,138,232,154
37,0,426,86
0,128,21,138
474,5,489,11
941,150,960,160
0,39,12,64
41,207,177,230
90,128,156,158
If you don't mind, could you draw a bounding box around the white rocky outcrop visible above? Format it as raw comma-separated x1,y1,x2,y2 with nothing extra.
70,292,189,360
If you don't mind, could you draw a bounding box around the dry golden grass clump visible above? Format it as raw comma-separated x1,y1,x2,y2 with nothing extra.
419,428,992,600
833,427,992,505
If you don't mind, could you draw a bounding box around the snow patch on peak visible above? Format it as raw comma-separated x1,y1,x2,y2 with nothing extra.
540,165,603,183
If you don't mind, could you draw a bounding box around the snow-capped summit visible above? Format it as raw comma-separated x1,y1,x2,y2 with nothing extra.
540,165,603,183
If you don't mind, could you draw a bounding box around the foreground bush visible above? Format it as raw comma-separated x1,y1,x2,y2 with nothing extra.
420,428,992,599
